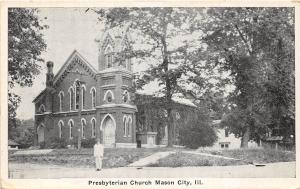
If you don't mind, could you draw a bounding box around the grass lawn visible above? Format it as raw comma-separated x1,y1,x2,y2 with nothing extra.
148,152,246,167
9,147,178,168
147,148,295,167
9,147,295,168
218,148,296,164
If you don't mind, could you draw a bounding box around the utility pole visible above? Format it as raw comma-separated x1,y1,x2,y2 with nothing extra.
67,70,87,149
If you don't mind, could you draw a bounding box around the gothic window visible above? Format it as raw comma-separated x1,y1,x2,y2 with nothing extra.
122,90,130,103
104,90,114,103
81,119,86,139
58,120,64,138
81,85,86,109
105,45,113,68
75,81,80,110
69,87,74,110
163,109,168,118
39,104,45,113
58,91,64,112
125,59,130,70
123,116,127,137
69,120,74,139
128,116,132,137
90,87,96,108
91,118,96,138
175,111,181,120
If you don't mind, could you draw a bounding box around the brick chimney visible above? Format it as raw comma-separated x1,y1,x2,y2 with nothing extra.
46,61,54,88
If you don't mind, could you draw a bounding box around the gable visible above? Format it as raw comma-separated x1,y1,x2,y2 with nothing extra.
102,33,115,50
53,50,97,88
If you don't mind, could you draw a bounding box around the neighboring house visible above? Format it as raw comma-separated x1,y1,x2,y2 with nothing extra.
212,120,258,149
8,140,20,150
33,27,196,148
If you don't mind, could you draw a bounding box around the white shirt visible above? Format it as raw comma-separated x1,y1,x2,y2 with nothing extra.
93,143,104,157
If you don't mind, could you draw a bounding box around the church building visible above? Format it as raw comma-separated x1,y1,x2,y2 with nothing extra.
33,28,197,148
33,28,138,147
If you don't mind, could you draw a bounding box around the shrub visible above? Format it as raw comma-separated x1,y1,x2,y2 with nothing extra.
179,118,217,149
15,127,35,149
48,137,67,149
81,138,96,148
39,141,46,149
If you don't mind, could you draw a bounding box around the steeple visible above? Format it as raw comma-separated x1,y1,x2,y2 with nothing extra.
97,26,132,72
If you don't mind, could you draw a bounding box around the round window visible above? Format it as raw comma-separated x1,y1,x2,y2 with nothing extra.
107,96,112,102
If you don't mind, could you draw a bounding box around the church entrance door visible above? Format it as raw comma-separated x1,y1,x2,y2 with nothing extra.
102,116,115,147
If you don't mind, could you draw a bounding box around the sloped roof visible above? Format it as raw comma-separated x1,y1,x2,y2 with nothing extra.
32,89,46,103
135,91,196,108
33,50,97,103
53,50,97,84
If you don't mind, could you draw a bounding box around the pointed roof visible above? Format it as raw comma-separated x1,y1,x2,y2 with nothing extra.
53,50,97,85
96,25,131,52
33,50,97,103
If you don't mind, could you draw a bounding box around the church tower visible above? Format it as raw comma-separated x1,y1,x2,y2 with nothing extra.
96,27,137,147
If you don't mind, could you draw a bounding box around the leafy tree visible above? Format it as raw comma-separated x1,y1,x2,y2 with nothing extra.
95,8,204,146
15,127,35,149
199,8,294,147
179,112,217,149
8,8,47,134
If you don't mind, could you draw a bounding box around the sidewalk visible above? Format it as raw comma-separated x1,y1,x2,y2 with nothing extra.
8,161,295,178
183,151,240,160
128,151,175,167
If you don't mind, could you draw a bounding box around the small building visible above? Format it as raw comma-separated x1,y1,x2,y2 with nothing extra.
211,120,258,149
8,140,20,150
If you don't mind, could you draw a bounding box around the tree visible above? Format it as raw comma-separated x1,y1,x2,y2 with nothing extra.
179,109,217,149
94,8,204,147
199,8,294,147
8,8,47,133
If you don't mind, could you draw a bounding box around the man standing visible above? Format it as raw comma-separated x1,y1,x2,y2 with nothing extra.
94,138,104,171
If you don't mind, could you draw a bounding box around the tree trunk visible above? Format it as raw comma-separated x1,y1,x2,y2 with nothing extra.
167,108,174,147
240,126,250,148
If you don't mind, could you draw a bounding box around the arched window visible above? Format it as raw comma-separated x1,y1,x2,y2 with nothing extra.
90,87,96,108
105,45,113,68
58,120,64,138
68,120,74,139
58,91,64,112
125,59,130,70
127,116,132,137
81,118,86,139
39,104,45,113
123,116,127,137
69,87,74,110
81,85,86,109
104,90,114,103
91,118,96,138
175,111,181,120
122,90,130,103
75,81,80,110
37,123,45,143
